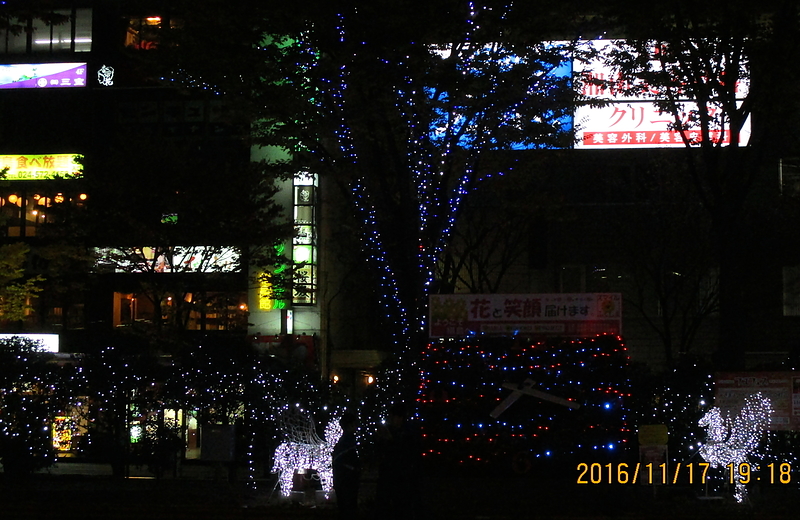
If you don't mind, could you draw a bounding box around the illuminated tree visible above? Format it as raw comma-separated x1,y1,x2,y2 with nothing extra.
418,334,631,473
0,243,42,323
164,1,579,401
76,345,168,477
160,339,337,485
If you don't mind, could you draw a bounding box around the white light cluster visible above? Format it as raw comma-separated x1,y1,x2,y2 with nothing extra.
698,392,772,503
97,64,114,86
271,412,342,498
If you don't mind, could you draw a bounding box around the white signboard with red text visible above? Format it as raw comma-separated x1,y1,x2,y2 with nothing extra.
574,40,750,149
429,293,622,338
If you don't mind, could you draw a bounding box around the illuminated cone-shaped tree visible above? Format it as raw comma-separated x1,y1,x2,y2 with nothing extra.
418,334,631,472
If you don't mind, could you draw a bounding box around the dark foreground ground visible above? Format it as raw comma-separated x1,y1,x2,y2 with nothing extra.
1,463,799,520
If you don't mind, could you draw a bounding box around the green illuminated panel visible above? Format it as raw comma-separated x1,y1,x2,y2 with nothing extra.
0,154,82,180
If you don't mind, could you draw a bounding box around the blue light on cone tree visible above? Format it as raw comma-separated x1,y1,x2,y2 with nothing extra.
417,334,631,471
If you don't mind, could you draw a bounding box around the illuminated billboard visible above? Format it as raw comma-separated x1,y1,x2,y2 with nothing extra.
575,100,748,148
429,293,622,338
427,40,750,150
0,63,87,89
0,334,59,352
95,246,241,273
0,154,82,180
714,372,800,431
574,40,750,149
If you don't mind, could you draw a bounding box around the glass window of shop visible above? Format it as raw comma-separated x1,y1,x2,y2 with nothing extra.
0,191,85,237
1,8,92,55
113,291,249,331
125,15,182,51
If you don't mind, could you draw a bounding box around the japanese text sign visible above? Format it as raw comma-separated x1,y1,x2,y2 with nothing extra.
0,154,81,180
574,40,750,149
0,63,87,89
429,293,622,338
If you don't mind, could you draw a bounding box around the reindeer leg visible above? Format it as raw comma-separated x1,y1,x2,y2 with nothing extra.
319,468,332,497
735,480,748,504
280,469,294,497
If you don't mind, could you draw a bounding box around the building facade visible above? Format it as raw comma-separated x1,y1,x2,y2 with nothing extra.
0,2,257,356
2,2,799,403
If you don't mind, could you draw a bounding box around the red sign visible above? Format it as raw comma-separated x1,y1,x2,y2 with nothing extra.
582,130,733,147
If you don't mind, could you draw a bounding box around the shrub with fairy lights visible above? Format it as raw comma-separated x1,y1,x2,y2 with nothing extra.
626,357,715,465
0,337,69,476
164,341,337,487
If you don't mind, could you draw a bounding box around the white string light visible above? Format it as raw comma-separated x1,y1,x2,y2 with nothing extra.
271,408,342,498
698,392,772,503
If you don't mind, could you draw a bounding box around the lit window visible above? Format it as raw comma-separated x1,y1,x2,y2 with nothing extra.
125,15,182,51
113,291,247,331
95,246,240,273
0,192,80,237
2,9,92,54
783,266,800,316
292,173,317,305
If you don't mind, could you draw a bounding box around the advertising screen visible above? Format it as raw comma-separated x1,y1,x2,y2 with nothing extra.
0,154,82,180
0,334,59,352
0,63,87,89
427,40,749,150
428,42,573,150
574,40,750,149
95,246,241,273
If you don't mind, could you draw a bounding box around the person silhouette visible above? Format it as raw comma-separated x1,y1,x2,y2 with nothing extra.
374,403,422,519
333,412,361,518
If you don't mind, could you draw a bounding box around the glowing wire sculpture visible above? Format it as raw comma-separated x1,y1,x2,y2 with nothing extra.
698,392,772,503
271,407,342,498
97,65,115,86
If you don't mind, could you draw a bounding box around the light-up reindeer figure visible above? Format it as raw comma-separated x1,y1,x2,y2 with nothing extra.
698,392,772,503
271,407,343,498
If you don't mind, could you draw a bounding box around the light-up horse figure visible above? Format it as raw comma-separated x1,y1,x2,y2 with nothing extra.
271,407,342,498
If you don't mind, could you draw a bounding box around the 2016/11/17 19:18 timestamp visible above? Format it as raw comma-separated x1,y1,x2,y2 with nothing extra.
576,462,793,485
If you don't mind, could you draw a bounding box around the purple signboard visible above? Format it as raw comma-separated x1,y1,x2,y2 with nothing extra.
0,63,87,89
